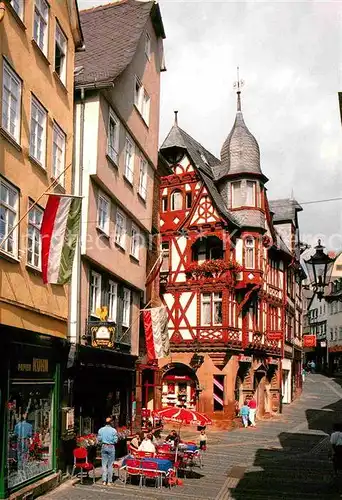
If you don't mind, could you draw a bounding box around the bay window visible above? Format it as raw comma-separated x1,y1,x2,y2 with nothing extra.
245,237,255,269
231,180,256,208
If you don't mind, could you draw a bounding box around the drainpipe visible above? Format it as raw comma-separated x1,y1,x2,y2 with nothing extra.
76,87,85,345
0,3,5,23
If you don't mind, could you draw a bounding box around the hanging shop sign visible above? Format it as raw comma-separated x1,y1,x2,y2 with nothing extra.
267,332,283,341
303,335,317,348
91,323,115,348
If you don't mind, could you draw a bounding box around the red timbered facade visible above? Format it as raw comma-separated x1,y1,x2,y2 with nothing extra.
155,90,304,428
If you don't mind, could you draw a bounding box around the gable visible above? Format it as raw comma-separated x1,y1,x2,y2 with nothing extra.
187,189,222,227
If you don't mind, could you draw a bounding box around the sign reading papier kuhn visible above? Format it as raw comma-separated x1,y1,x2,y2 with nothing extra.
143,306,170,360
40,195,81,284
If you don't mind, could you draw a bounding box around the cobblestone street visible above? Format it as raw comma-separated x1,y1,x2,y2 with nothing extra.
41,374,342,500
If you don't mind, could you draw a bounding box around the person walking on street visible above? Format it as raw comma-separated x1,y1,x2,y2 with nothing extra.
239,401,250,428
310,360,316,374
247,397,257,427
97,417,118,486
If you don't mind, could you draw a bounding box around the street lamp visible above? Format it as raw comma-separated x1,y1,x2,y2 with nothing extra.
304,239,335,301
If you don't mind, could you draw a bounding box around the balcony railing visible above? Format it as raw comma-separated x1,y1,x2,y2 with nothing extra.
85,320,131,352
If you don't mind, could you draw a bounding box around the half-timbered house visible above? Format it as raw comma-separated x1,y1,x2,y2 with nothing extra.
156,90,303,428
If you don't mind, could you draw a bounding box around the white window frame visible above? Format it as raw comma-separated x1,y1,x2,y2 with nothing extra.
145,32,151,59
213,292,223,326
134,77,150,125
108,280,118,322
107,108,120,164
201,293,211,326
245,180,256,206
90,271,102,316
130,222,140,260
171,190,183,211
52,122,66,186
10,0,24,19
115,210,126,249
124,135,134,184
138,157,148,200
97,192,110,235
2,60,22,143
30,95,47,167
54,22,67,85
33,0,49,56
231,181,242,208
27,201,43,269
245,237,255,269
0,177,19,258
122,287,131,328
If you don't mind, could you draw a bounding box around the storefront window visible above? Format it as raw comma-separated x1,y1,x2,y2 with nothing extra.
7,383,54,489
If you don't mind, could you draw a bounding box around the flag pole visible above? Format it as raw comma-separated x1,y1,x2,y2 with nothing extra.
145,253,162,285
0,161,73,250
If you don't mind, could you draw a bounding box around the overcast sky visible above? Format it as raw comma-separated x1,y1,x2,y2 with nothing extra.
79,0,342,251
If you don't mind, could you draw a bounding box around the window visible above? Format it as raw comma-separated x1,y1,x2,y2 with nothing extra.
130,223,140,260
90,271,101,315
134,77,150,125
108,280,117,322
161,242,169,272
115,210,126,249
33,0,49,55
0,178,19,257
201,292,222,326
107,109,119,164
7,383,53,489
54,23,67,84
2,61,21,143
186,192,192,209
27,202,43,268
30,96,47,166
145,32,151,59
245,237,255,269
124,136,134,183
171,190,183,211
122,288,131,327
245,181,256,206
10,0,24,19
139,157,148,200
162,197,168,212
197,242,206,264
97,192,110,235
231,181,242,208
52,123,66,185
330,328,334,341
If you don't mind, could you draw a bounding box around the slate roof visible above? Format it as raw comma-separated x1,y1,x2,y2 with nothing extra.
269,198,303,224
160,124,240,227
75,0,165,87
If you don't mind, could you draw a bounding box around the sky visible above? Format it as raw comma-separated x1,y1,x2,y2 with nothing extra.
79,0,342,252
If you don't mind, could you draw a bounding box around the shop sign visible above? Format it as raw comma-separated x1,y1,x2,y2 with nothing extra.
303,335,317,348
91,323,115,348
12,356,54,379
239,355,252,363
267,332,283,341
329,345,342,353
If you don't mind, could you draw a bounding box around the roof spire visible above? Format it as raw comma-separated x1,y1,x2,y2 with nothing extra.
174,110,178,126
233,66,244,112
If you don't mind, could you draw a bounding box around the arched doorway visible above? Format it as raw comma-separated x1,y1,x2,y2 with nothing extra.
161,363,199,410
254,362,268,416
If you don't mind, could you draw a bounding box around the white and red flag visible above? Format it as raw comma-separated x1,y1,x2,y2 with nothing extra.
40,195,81,284
143,306,170,360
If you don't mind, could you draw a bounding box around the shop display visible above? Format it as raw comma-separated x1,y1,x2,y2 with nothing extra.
161,375,197,409
7,384,53,489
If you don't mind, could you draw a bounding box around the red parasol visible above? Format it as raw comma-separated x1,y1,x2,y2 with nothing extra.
153,406,212,426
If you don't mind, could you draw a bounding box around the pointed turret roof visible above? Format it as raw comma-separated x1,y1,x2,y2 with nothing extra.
219,89,268,183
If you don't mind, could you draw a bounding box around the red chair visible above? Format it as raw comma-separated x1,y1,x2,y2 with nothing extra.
124,458,142,488
141,460,160,488
136,450,155,458
157,444,172,452
72,448,95,483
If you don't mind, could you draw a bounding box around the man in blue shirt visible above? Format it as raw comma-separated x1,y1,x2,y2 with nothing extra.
97,418,118,486
14,414,33,469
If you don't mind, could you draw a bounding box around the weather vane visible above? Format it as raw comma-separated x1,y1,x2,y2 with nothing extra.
233,66,244,93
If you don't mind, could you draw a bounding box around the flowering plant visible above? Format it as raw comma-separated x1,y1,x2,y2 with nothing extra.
185,259,243,281
29,433,44,460
76,433,97,448
116,426,130,440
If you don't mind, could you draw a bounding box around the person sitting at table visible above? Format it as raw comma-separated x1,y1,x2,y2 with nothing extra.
138,433,156,454
166,430,180,447
130,432,144,451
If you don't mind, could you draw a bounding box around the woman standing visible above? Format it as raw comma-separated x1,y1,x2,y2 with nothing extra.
248,397,257,427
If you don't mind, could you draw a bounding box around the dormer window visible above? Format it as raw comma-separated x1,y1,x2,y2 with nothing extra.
245,237,255,269
231,180,256,208
171,190,183,211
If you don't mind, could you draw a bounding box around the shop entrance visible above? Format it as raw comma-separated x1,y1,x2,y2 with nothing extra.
161,364,198,409
254,366,267,416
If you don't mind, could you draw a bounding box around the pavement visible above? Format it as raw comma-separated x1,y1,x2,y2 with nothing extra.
40,374,342,499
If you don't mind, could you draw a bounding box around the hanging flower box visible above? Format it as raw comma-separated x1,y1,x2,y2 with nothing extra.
185,259,243,282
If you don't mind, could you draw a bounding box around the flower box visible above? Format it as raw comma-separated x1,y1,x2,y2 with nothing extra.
185,259,243,282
